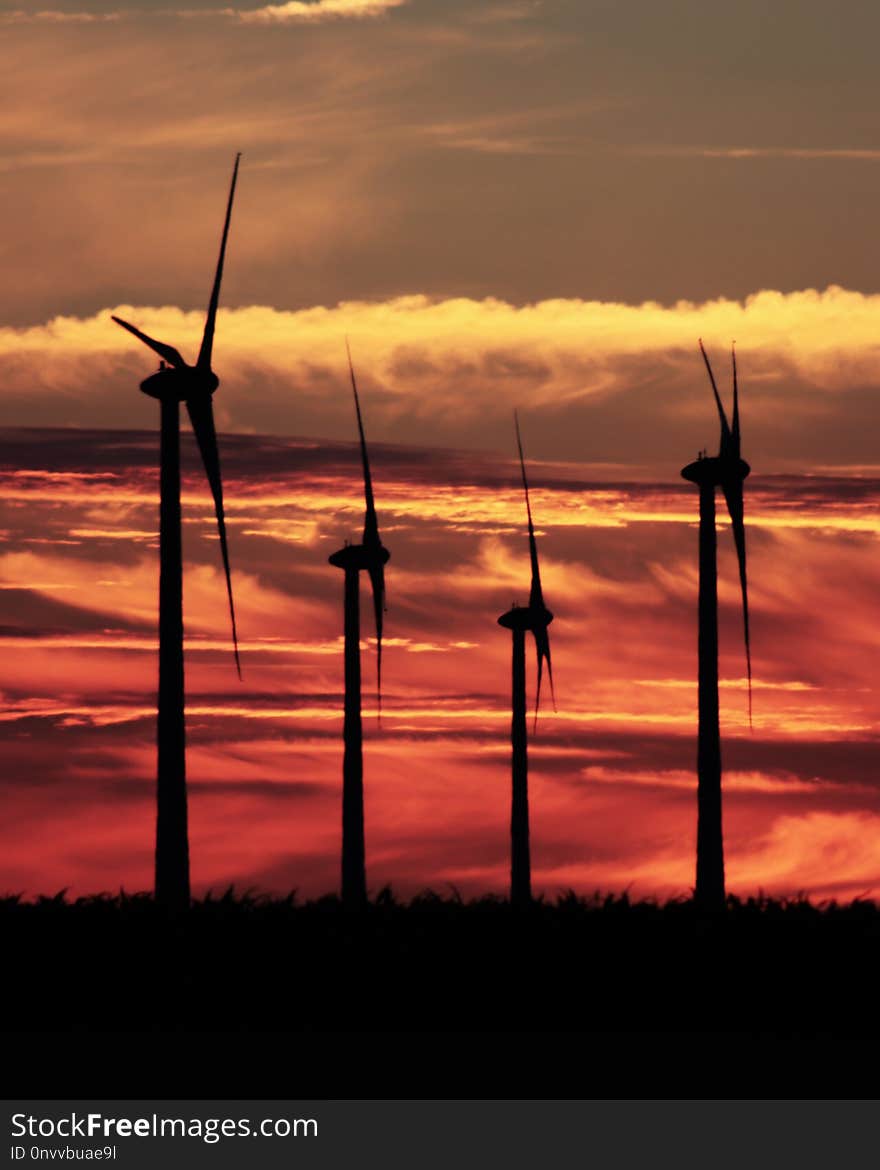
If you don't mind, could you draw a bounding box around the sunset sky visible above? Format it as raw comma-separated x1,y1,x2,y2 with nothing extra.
2,0,880,900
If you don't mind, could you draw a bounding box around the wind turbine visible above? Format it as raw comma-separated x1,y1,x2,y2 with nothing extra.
498,413,556,907
681,340,752,911
112,153,243,910
328,344,389,907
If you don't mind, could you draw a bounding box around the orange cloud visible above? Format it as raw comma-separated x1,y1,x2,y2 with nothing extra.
0,0,406,24
10,285,880,377
235,0,407,22
0,10,123,23
728,812,880,898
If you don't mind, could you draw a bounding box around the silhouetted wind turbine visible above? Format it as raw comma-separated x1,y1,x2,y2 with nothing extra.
681,340,752,911
498,413,556,907
329,344,389,906
112,154,242,910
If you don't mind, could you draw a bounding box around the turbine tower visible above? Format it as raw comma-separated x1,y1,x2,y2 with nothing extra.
113,154,243,910
328,345,389,907
498,413,555,907
681,340,752,911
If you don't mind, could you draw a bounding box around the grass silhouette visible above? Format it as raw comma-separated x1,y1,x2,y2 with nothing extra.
3,889,877,1032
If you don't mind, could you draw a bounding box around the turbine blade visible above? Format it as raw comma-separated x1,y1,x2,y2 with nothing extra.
346,342,387,721
699,338,733,451
532,623,556,731
368,560,385,719
186,395,241,678
197,152,241,372
723,478,752,729
514,410,545,610
515,412,556,727
112,316,185,369
731,341,740,455
347,339,380,548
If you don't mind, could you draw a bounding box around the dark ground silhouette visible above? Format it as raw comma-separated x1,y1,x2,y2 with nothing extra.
3,890,877,1034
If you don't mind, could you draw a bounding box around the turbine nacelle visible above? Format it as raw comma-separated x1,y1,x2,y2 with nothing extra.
328,542,390,573
681,453,750,488
498,603,554,633
138,366,220,402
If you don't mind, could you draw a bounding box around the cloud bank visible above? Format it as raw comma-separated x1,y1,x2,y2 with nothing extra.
3,286,880,465
0,0,405,22
0,9,122,22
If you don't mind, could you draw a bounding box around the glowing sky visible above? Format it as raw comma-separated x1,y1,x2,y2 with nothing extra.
1,428,879,900
2,0,880,899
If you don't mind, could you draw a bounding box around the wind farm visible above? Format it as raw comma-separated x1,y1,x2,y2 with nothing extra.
6,0,880,1111
5,0,880,1049
2,327,880,1044
8,2,880,1113
0,332,877,910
